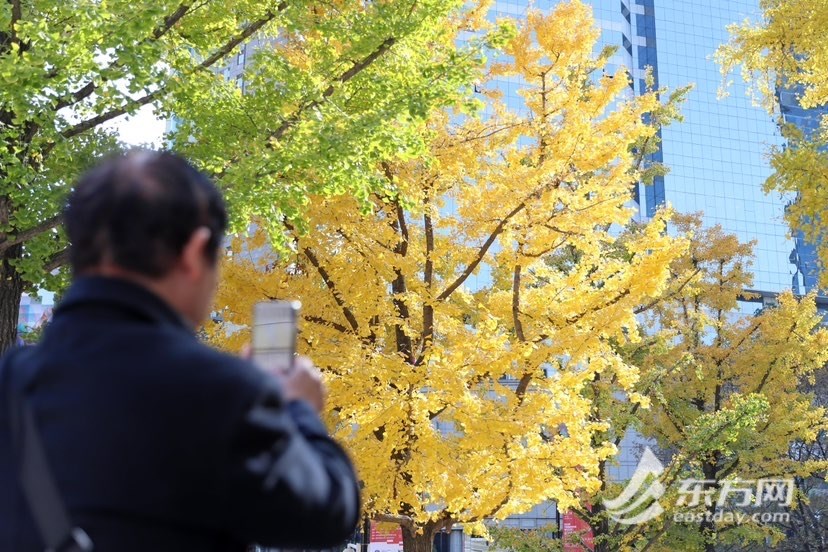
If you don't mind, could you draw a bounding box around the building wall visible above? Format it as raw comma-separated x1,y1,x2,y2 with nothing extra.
649,0,792,293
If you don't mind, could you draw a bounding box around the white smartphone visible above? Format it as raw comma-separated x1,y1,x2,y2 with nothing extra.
251,300,301,371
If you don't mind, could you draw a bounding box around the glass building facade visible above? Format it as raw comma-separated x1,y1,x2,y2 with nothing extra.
648,1,792,294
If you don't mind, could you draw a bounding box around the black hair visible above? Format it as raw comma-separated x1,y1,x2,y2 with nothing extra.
65,150,228,277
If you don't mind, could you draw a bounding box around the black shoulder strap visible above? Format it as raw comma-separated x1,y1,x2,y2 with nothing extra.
5,347,94,552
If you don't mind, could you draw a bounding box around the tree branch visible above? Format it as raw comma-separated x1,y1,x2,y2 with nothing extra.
0,214,63,253
442,121,529,149
377,166,416,362
304,315,352,335
54,2,196,112
44,247,69,273
382,164,409,257
59,5,283,140
436,201,526,302
391,267,413,362
717,456,740,480
633,266,702,315
61,89,164,139
513,263,534,399
637,520,673,552
266,35,397,145
436,177,561,303
428,404,448,421
563,289,631,326
372,514,415,531
10,0,21,44
154,2,193,40
466,441,514,522
302,245,359,333
421,188,435,355
395,201,409,255
512,263,526,341
707,319,763,377
756,320,798,394
196,4,285,71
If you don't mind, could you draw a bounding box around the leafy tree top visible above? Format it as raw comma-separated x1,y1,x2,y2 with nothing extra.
0,0,492,292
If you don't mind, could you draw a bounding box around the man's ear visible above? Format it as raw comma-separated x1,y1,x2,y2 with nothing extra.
180,227,212,279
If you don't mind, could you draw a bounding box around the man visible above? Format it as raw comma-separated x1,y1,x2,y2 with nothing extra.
0,151,360,551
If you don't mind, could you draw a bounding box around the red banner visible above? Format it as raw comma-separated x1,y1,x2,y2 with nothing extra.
562,511,594,552
369,523,403,552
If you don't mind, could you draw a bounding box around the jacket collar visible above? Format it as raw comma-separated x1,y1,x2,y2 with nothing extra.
55,276,192,330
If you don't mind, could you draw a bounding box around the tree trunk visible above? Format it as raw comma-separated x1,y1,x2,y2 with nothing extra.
0,245,24,353
401,521,442,552
591,459,610,552
699,459,719,552
590,502,610,552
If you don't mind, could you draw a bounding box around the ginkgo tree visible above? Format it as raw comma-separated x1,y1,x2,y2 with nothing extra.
579,216,828,552
211,2,688,549
717,0,828,288
0,0,488,350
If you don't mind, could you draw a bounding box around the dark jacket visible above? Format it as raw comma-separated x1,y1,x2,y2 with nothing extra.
0,277,360,551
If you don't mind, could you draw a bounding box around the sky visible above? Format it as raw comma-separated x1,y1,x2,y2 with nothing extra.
108,104,166,148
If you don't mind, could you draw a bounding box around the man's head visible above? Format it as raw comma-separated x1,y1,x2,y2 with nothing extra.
65,150,228,327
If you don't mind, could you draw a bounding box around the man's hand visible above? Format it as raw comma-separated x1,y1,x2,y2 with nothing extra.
277,356,325,412
240,346,325,412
